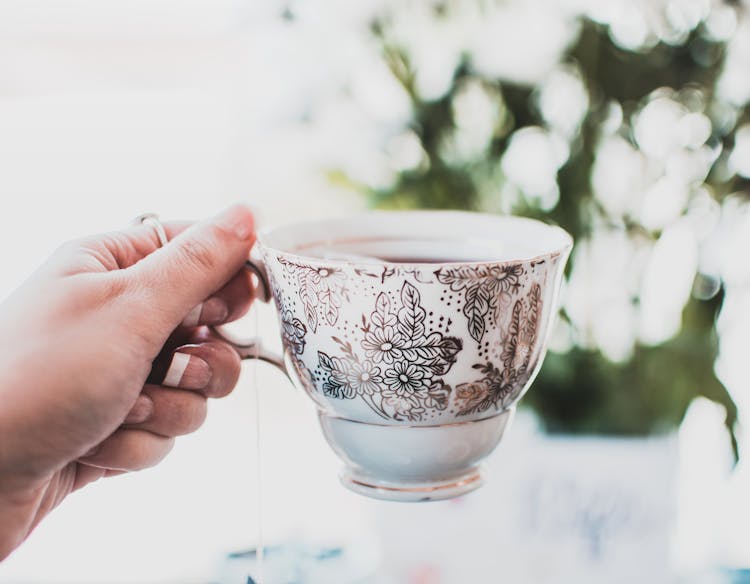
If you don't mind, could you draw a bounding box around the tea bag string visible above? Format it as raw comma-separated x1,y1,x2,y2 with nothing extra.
252,307,264,583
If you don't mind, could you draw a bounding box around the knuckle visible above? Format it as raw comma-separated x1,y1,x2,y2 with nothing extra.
178,237,218,274
53,236,91,259
101,271,131,302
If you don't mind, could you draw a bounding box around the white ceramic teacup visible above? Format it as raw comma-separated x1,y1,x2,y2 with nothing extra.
219,211,572,502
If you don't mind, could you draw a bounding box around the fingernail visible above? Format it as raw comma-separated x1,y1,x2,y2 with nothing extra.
164,351,211,390
216,205,254,240
182,297,228,327
124,395,154,424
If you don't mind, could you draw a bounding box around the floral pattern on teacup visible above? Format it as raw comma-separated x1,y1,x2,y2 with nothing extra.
270,256,550,422
454,283,542,415
435,264,524,343
316,281,462,421
278,256,348,332
280,310,306,356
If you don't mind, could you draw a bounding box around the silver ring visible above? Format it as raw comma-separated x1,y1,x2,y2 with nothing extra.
134,213,169,248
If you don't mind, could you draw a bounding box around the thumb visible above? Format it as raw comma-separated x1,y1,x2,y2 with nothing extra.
128,204,255,328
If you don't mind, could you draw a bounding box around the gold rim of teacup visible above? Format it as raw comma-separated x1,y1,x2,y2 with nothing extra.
346,471,483,494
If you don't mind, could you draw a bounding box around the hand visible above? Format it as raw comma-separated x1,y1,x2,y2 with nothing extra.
0,205,256,559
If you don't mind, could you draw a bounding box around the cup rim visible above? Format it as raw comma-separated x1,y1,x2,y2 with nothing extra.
257,210,573,268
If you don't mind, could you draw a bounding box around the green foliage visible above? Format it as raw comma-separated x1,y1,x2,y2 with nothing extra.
352,10,745,454
526,294,737,457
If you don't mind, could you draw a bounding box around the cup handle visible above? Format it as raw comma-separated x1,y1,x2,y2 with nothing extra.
210,254,291,379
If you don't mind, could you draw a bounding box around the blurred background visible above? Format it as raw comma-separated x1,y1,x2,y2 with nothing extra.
1,0,749,582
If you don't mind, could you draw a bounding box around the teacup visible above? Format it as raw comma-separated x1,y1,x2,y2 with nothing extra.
218,211,572,502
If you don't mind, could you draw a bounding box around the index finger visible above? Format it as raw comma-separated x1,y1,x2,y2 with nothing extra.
42,220,195,278
111,220,194,269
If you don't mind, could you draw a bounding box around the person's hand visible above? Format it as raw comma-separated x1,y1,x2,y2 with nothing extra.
0,205,256,559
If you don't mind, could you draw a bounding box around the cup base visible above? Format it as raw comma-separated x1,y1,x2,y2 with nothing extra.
340,466,484,502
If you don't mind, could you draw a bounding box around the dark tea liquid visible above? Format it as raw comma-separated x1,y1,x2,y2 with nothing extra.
292,236,533,264
373,256,464,263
